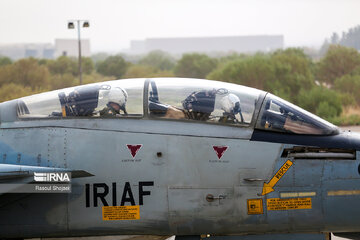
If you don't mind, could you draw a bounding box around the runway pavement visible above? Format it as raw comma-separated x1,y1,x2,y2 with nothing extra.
32,234,344,240
341,125,360,132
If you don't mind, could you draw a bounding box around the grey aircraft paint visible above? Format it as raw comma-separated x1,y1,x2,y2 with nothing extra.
0,78,359,240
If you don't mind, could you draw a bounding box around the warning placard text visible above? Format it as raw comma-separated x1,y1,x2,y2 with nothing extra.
102,206,140,220
267,198,312,211
247,198,264,215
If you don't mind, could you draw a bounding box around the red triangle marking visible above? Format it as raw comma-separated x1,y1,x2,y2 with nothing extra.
126,144,142,158
213,146,228,159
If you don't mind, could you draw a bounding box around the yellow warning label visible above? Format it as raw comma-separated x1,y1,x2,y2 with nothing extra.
262,159,293,195
102,206,140,220
267,198,312,211
247,198,264,215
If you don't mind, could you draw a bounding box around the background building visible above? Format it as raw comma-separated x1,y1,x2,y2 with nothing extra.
130,35,284,54
54,39,90,58
0,39,90,60
0,43,54,60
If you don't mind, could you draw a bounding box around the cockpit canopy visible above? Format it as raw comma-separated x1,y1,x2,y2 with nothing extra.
17,79,144,118
256,94,338,135
14,78,339,135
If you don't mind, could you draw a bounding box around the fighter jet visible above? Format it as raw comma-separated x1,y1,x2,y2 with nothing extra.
0,78,359,240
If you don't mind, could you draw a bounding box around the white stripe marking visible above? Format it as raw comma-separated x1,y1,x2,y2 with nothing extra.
280,192,316,198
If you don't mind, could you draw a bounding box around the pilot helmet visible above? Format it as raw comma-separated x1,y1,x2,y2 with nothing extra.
106,87,128,114
220,93,241,115
182,89,217,120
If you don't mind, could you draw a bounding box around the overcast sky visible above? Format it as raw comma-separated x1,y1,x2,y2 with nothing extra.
0,0,360,53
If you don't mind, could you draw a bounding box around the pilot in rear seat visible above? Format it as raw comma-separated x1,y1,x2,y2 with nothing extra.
98,87,128,117
57,85,128,117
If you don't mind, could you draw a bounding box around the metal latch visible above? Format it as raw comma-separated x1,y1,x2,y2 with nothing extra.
206,194,226,202
243,178,265,182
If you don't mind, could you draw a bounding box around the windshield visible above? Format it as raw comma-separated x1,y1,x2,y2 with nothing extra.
256,94,339,135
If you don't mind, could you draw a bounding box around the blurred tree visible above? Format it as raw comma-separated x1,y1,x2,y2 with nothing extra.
317,45,360,84
175,53,218,78
216,53,248,70
334,74,360,104
0,56,12,66
46,56,93,76
149,70,175,78
339,25,360,50
330,32,340,44
316,101,339,119
0,58,50,89
319,39,330,58
46,56,78,76
219,53,248,63
349,65,360,75
301,47,320,60
123,65,175,78
91,52,110,64
271,48,314,78
207,51,314,103
338,93,356,107
0,64,13,86
0,83,40,102
50,73,76,90
81,57,95,75
96,55,128,79
123,65,156,78
207,54,273,90
82,72,115,85
37,59,49,65
297,86,342,119
270,48,315,102
139,50,175,71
